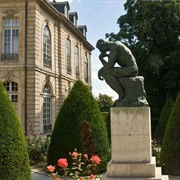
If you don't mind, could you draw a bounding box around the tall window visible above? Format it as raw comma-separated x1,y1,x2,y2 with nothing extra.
43,83,52,133
84,54,88,83
3,82,18,102
43,25,51,67
66,39,71,74
2,18,19,60
75,46,79,78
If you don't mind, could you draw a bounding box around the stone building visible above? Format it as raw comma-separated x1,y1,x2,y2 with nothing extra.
0,0,94,134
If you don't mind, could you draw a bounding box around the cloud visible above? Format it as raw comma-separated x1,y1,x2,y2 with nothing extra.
92,85,118,100
91,71,98,81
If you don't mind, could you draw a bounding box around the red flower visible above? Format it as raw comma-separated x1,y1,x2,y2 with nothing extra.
57,158,68,168
84,154,88,159
71,152,78,157
90,155,101,164
47,165,55,172
90,174,94,179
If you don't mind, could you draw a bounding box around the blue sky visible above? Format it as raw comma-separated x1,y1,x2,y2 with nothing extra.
56,0,126,100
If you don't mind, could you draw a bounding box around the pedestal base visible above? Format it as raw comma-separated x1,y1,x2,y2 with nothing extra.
102,107,169,180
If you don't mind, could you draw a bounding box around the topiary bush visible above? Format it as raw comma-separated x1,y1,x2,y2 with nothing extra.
155,97,174,143
0,81,31,180
47,80,110,173
160,92,180,175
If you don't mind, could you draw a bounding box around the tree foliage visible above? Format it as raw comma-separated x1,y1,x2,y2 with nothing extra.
0,81,31,180
155,97,174,142
106,0,180,122
95,93,114,112
160,92,180,175
47,80,110,173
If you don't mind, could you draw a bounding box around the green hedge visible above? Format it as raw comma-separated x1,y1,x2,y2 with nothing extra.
155,97,174,142
160,92,180,175
0,81,31,179
47,80,110,173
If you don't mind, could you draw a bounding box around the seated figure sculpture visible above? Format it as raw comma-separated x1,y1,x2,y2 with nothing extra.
96,39,148,107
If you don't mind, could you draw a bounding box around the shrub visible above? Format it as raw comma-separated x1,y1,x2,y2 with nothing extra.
0,81,31,180
47,80,110,173
152,139,161,166
160,92,180,175
155,97,174,143
26,133,50,165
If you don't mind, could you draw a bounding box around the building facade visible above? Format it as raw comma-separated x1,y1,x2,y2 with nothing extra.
0,0,94,134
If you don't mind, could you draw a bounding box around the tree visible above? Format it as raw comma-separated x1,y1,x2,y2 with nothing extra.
95,93,114,112
106,0,180,125
155,97,174,142
47,80,110,173
0,81,31,180
160,92,180,175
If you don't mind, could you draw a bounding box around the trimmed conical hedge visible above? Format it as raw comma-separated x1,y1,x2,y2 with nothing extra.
155,97,174,142
0,81,31,179
160,92,180,175
47,80,110,173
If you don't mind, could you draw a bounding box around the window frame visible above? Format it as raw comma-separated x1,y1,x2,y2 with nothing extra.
75,45,80,78
2,18,19,61
84,54,88,83
3,81,18,102
43,25,52,68
66,38,71,74
43,83,52,133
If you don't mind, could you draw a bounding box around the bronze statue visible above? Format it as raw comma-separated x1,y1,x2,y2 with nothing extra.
96,39,148,107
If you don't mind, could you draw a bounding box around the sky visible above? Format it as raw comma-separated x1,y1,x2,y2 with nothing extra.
56,0,127,100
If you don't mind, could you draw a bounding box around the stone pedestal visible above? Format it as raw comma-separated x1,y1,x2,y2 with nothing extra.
102,107,169,180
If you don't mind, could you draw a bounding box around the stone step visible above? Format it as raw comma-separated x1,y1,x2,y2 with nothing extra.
107,157,157,177
102,162,169,180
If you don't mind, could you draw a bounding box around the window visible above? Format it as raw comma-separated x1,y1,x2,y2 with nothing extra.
3,82,18,102
2,18,19,60
84,54,88,83
66,39,71,74
75,46,79,78
43,25,51,67
43,83,52,133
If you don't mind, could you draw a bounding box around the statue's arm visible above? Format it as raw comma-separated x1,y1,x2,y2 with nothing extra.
99,53,109,66
100,48,117,71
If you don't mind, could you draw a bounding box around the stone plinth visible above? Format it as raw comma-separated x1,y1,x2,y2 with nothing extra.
111,107,151,163
102,107,169,180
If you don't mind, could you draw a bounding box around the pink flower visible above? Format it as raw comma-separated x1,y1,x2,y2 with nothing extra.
84,154,88,159
71,152,78,157
80,177,84,180
90,155,101,164
33,132,38,136
57,158,68,168
47,165,55,172
89,174,94,179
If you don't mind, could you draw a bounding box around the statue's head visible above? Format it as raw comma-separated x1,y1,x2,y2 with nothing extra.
96,39,105,48
96,39,108,53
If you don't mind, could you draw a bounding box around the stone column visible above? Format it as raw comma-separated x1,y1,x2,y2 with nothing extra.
102,107,169,180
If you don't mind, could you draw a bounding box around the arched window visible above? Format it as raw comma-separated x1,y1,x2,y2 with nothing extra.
43,83,52,132
84,54,88,83
75,46,79,78
43,25,51,67
66,38,71,74
3,81,18,102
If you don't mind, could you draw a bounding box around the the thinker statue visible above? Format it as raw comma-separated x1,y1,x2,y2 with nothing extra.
96,39,148,107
